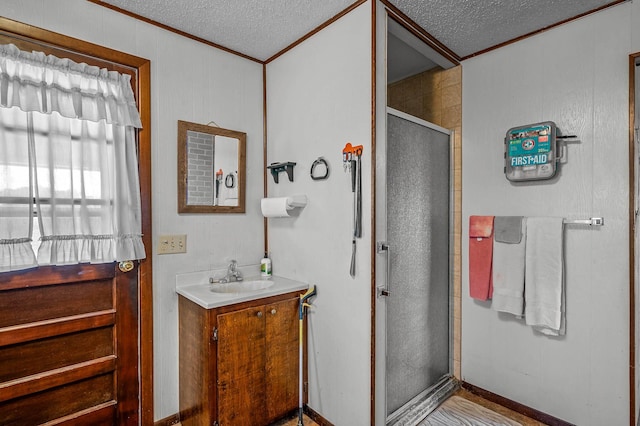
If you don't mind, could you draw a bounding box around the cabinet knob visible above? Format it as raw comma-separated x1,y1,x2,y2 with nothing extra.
257,311,263,318
270,309,277,315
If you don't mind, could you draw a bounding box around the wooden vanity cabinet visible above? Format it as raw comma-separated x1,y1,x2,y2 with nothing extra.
179,291,304,426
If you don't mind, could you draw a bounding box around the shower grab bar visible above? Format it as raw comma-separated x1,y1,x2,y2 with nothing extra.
562,217,604,226
377,241,390,297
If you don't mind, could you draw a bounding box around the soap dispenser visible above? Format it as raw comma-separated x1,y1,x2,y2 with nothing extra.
260,252,272,278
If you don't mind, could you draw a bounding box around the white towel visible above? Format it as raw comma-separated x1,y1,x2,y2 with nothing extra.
524,217,565,336
491,217,526,317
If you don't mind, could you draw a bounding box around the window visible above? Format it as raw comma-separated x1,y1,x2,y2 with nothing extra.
0,43,145,272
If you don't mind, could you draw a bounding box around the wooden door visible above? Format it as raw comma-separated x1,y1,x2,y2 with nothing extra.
217,305,267,426
0,17,153,426
0,262,139,425
265,298,299,423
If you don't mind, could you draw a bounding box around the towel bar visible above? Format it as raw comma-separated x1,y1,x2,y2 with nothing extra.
562,217,604,226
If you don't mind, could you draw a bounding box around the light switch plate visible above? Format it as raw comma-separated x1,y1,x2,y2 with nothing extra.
157,234,187,254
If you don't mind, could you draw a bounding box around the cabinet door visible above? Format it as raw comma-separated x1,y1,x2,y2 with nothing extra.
265,298,299,422
217,305,266,425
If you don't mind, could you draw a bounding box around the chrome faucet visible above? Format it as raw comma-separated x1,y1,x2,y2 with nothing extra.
209,260,243,284
226,260,242,282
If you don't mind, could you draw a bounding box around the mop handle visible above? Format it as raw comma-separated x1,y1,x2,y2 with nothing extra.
298,317,304,425
298,285,316,425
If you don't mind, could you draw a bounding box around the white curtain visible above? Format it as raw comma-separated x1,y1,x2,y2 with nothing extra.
0,43,145,272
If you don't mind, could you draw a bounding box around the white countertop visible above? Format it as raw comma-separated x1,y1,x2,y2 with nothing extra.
175,266,308,309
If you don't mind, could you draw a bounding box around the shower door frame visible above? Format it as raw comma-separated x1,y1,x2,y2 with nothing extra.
629,52,639,426
374,107,456,425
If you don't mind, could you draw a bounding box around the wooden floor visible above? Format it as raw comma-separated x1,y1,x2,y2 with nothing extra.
272,413,319,426
272,389,544,426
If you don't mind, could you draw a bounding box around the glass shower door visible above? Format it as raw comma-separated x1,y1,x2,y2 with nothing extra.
384,109,453,423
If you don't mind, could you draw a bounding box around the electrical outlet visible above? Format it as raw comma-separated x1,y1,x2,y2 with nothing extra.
157,234,187,254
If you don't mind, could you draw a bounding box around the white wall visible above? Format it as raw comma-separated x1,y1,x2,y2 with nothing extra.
462,3,637,425
266,2,372,424
0,0,265,420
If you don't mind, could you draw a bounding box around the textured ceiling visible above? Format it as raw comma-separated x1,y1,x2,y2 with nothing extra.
388,0,626,58
99,0,354,61
97,0,627,62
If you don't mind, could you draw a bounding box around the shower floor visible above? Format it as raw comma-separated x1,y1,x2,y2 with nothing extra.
419,390,545,426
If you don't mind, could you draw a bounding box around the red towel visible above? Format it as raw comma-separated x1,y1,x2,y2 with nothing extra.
469,216,495,300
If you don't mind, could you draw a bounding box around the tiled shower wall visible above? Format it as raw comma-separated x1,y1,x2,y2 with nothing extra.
387,65,462,378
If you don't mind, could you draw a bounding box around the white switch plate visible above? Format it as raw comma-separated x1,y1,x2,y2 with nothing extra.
157,234,187,254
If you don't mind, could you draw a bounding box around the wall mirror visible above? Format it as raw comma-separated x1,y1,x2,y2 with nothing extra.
178,120,246,213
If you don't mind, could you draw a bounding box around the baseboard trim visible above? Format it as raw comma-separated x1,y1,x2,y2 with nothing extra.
154,413,180,426
461,382,575,426
305,405,334,426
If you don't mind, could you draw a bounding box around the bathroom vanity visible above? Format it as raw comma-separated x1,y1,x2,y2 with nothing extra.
177,274,309,426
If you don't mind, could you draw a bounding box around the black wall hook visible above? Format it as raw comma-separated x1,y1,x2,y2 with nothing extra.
267,162,296,183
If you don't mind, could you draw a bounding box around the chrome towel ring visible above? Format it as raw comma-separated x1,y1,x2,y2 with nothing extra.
310,157,329,180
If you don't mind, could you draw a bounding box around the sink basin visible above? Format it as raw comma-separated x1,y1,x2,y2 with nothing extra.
210,279,275,294
177,274,309,309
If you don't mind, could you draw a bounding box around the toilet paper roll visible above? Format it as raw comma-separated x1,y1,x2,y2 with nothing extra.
261,197,292,217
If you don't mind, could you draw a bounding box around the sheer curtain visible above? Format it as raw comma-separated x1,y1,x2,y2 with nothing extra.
0,43,145,272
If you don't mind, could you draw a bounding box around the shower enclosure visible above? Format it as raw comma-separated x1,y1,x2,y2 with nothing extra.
376,108,455,425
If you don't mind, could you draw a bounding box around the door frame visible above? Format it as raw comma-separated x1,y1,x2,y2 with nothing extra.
0,16,153,425
371,3,462,423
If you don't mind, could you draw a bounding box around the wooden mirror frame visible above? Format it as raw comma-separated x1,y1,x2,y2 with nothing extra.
177,120,246,213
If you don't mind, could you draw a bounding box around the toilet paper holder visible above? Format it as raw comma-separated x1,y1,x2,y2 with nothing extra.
284,194,307,208
261,195,308,218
